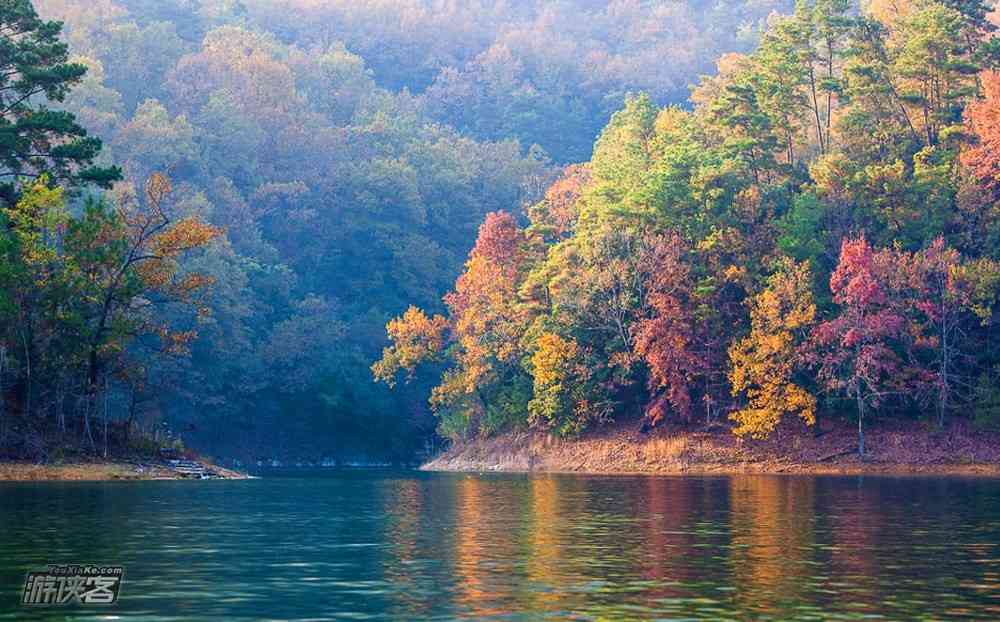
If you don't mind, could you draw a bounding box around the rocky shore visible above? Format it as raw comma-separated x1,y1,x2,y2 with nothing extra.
0,458,250,481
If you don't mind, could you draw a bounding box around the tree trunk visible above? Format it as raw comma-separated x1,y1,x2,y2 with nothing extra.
58,379,65,435
125,389,137,446
826,40,834,150
103,375,110,459
856,389,865,459
82,398,96,452
20,326,31,420
808,64,826,154
939,305,948,428
83,346,100,453
0,345,5,445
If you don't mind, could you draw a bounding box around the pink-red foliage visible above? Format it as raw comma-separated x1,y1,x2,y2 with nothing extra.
812,237,911,418
634,234,703,424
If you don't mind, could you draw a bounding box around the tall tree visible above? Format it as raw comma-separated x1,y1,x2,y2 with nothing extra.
634,233,701,424
962,70,1000,195
903,238,1000,425
77,175,220,440
0,0,120,205
729,259,817,438
812,236,907,456
0,173,219,452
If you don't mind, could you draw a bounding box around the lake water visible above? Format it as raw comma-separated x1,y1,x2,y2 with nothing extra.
2,471,1000,620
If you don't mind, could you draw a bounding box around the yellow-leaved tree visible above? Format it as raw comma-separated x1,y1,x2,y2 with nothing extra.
527,332,589,436
371,306,449,388
728,259,817,439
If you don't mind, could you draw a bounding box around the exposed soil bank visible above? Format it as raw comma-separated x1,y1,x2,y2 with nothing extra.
423,419,1000,476
0,459,249,481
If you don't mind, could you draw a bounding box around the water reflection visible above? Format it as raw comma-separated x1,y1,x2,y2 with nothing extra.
525,476,563,613
453,476,498,618
728,476,815,616
383,478,427,619
3,473,1000,620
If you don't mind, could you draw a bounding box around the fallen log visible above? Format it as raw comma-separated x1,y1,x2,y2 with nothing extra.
818,449,854,462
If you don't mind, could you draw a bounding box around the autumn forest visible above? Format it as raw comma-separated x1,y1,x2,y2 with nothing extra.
3,0,1000,463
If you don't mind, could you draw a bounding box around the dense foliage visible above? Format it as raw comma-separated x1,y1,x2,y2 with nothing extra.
0,0,120,204
377,0,1000,456
2,0,792,461
0,1,218,458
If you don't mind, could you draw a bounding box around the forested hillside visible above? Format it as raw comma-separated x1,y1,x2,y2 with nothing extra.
1,0,791,462
376,0,1000,456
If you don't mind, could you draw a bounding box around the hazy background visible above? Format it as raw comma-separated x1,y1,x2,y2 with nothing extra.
33,0,793,462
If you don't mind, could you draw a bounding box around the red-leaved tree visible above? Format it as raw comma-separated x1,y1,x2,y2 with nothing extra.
811,236,907,456
634,234,703,425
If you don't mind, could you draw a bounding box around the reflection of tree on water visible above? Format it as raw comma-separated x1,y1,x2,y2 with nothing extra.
370,475,1000,620
525,476,562,612
640,476,702,597
382,478,432,620
825,479,890,615
454,477,489,616
728,476,816,616
452,476,523,619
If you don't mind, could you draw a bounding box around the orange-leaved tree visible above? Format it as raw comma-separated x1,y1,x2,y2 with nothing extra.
963,71,1000,196
374,211,533,437
75,173,221,449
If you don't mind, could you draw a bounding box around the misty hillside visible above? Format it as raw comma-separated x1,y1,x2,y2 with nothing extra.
16,0,790,460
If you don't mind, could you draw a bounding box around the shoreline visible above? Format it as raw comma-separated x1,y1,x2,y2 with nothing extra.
423,460,1000,477
0,459,250,481
421,420,1000,477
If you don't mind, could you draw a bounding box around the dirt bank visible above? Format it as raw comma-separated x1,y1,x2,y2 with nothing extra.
423,419,1000,476
0,459,250,481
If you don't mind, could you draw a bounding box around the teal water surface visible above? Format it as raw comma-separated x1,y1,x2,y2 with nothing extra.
2,471,1000,620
